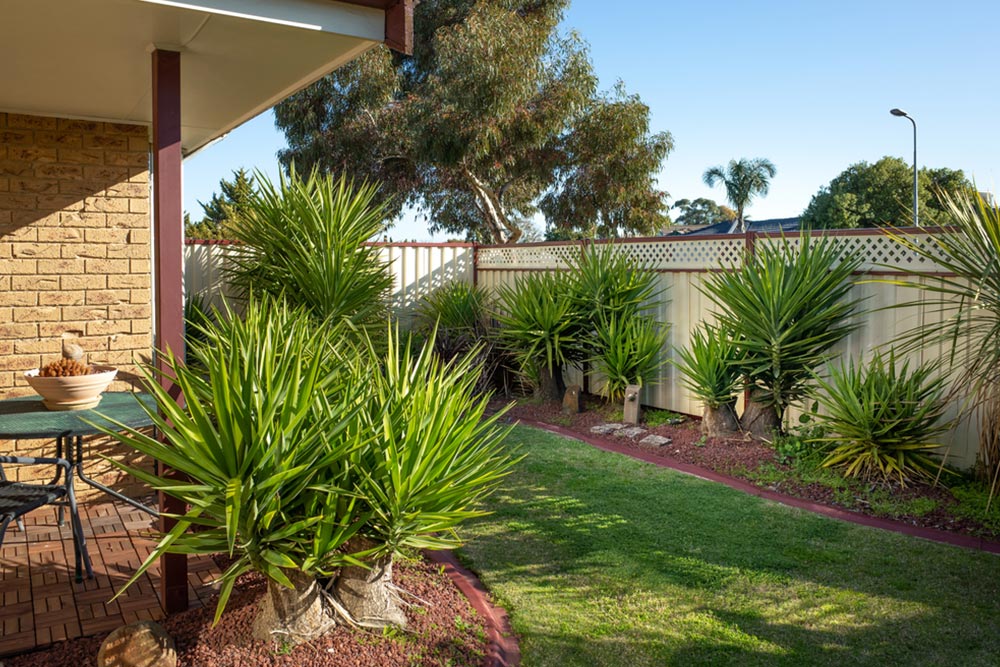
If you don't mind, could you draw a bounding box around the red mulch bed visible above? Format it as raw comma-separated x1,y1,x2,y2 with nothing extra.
7,558,490,667
498,393,999,540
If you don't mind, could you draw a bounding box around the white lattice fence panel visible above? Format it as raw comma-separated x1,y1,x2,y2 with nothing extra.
476,244,581,270
611,237,745,270
754,232,949,273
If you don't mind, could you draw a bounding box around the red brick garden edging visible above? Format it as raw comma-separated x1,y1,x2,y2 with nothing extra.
425,550,521,667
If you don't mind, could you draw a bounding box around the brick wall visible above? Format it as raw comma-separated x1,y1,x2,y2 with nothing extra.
0,112,153,497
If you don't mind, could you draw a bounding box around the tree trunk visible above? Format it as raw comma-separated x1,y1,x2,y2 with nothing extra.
740,391,781,440
535,365,565,403
334,538,407,629
463,168,522,243
702,401,740,437
253,569,335,645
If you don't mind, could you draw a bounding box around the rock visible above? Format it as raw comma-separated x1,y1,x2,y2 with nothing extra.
639,435,672,447
614,426,646,439
590,423,625,435
98,621,176,667
62,342,84,361
562,384,581,414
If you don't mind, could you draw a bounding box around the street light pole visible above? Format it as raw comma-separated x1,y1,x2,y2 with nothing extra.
890,108,918,227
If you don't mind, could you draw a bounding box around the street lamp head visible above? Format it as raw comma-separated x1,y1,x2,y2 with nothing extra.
890,108,909,117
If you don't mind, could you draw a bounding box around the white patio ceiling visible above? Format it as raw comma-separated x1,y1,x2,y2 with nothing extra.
0,0,385,154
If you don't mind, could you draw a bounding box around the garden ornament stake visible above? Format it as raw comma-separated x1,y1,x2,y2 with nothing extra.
624,384,641,424
563,384,581,415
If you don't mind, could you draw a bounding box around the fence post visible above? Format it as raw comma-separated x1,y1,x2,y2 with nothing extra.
743,230,756,411
472,244,479,287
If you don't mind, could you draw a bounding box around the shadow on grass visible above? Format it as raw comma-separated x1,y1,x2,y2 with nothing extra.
459,426,1000,667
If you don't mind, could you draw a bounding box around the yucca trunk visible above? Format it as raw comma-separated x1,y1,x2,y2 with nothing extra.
253,569,335,645
702,401,740,437
334,537,407,629
979,394,1000,486
740,390,781,439
536,365,566,402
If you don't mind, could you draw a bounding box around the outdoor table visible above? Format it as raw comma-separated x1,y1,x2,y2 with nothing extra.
0,392,159,516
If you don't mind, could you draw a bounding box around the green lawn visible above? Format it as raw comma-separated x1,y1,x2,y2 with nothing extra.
457,426,1000,667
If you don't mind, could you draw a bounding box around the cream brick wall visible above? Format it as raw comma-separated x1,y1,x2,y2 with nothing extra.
0,112,154,497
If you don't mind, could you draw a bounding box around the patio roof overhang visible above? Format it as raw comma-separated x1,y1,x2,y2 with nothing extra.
0,0,412,154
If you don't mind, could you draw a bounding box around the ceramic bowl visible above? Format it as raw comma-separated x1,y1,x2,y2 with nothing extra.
24,366,117,411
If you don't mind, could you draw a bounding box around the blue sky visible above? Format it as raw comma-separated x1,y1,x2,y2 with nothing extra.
183,0,998,239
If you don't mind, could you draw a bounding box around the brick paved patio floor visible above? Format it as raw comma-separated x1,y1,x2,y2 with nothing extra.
0,499,220,657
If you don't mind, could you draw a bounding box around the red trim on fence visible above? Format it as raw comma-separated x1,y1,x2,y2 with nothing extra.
183,239,477,248
476,227,942,250
365,241,477,248
520,419,1000,555
472,245,479,287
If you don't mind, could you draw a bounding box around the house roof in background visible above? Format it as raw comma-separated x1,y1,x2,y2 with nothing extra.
0,0,409,154
673,217,802,236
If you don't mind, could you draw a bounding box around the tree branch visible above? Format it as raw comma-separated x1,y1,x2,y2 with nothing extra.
463,168,522,243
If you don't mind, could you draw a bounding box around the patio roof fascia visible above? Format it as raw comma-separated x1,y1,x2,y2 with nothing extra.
0,0,415,155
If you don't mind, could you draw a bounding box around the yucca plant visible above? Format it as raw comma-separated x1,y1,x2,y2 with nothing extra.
225,167,393,338
814,352,952,486
883,190,1000,488
676,323,743,436
414,282,500,393
496,271,583,400
590,314,668,401
702,234,864,437
567,242,660,322
335,327,517,627
183,292,215,369
93,298,371,644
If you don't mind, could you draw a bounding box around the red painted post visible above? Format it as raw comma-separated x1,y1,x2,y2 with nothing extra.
472,244,478,287
743,230,756,410
152,48,188,614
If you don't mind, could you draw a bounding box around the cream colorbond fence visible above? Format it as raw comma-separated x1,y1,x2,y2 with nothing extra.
478,230,979,469
183,232,979,468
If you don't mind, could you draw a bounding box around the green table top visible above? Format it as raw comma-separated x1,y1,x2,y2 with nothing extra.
0,392,157,439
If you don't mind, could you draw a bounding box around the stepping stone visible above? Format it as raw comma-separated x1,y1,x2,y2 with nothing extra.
614,426,646,439
640,434,672,447
98,621,176,667
590,423,625,435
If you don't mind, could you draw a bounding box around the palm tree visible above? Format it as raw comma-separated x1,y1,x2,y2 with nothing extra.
703,158,777,232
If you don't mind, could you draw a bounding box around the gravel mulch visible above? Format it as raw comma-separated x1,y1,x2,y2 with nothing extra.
7,558,490,667
497,393,999,541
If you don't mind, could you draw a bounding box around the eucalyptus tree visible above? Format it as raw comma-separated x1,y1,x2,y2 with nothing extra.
702,158,777,232
275,0,672,242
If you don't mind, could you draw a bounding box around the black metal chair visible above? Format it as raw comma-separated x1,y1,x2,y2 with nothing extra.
0,455,94,582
